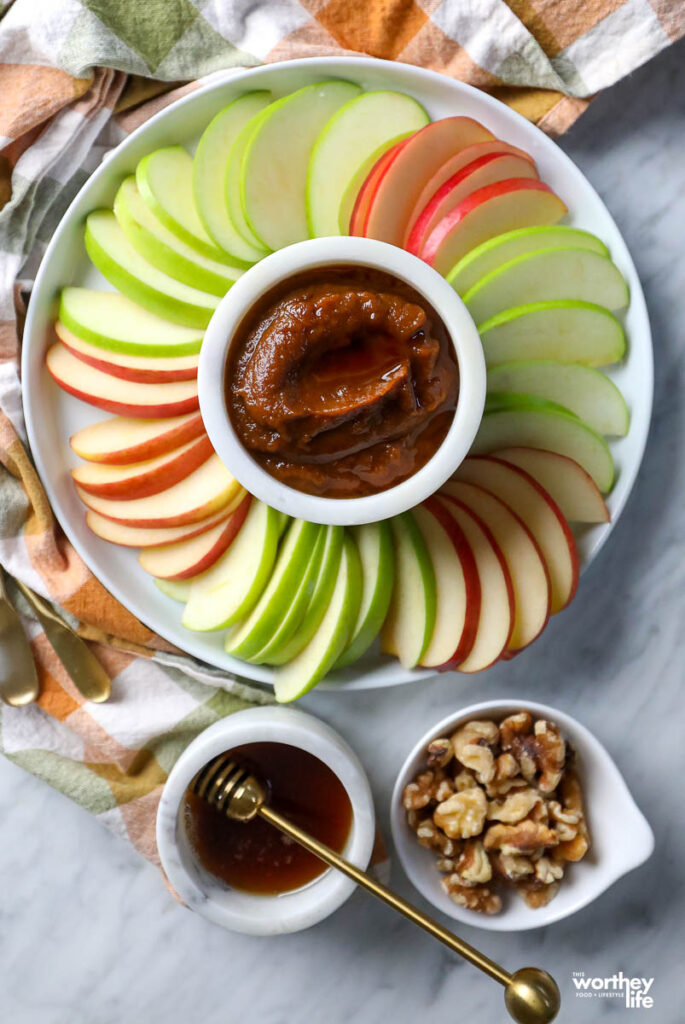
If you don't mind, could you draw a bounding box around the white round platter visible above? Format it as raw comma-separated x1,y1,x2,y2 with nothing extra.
22,57,653,691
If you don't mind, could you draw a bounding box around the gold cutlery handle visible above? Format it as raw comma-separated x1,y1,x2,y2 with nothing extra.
0,568,40,706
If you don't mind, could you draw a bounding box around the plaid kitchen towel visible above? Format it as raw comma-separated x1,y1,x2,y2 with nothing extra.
0,0,682,869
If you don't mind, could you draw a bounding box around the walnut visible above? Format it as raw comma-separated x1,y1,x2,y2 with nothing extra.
485,753,524,797
518,880,560,909
494,853,534,881
499,712,533,751
548,800,581,841
435,777,455,802
503,718,565,793
426,737,453,769
434,788,487,839
414,818,458,858
436,857,457,873
487,788,541,824
453,769,478,791
451,720,499,784
552,771,590,862
402,768,447,810
534,856,564,885
483,819,559,856
456,840,492,885
441,875,502,914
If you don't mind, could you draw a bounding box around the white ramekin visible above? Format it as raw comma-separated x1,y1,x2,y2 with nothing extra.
199,237,485,526
390,699,654,932
157,706,375,934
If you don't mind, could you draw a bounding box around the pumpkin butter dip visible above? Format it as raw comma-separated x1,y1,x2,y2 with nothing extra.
226,265,459,498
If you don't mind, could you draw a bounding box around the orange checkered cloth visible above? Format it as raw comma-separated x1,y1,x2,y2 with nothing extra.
0,0,682,866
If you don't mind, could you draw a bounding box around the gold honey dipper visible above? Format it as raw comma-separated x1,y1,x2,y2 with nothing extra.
191,753,561,1024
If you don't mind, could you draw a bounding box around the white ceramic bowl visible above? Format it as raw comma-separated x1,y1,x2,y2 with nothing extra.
390,699,654,932
157,706,375,934
199,236,485,526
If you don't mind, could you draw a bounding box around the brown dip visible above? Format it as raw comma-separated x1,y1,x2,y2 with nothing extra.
225,265,459,498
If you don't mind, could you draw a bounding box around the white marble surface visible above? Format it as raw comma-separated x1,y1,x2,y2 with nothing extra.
2,43,685,1023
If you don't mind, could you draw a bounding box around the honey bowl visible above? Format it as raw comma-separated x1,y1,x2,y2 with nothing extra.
157,706,375,934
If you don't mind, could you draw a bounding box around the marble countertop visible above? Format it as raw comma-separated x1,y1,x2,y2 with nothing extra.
2,41,684,1024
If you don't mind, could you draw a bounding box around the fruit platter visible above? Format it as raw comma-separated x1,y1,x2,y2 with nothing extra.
22,57,652,698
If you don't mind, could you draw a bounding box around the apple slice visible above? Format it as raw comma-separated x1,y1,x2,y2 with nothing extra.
479,300,626,367
85,211,219,329
85,506,234,548
404,141,535,247
76,454,240,528
56,322,198,383
274,535,362,702
47,344,198,417
114,177,242,296
487,361,629,436
183,501,280,631
71,434,213,499
381,512,436,669
225,519,322,660
70,412,205,465
306,90,429,238
60,287,202,357
193,91,273,264
454,456,578,614
421,179,567,276
335,521,394,669
464,247,629,325
413,499,480,669
136,146,234,263
344,135,412,235
473,395,614,492
362,116,494,246
447,225,608,296
434,496,514,671
261,526,344,666
242,80,361,250
155,578,191,602
494,448,610,524
407,152,538,256
440,481,550,652
138,494,251,580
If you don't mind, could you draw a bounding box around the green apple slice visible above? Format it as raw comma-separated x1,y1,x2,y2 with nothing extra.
338,132,412,234
307,91,429,238
225,112,273,253
479,300,626,368
380,512,436,669
464,247,629,325
263,525,344,666
335,521,394,669
182,501,280,631
274,535,361,702
472,395,615,492
59,288,202,357
252,526,327,665
241,80,361,250
487,360,629,436
114,177,242,297
155,578,191,602
224,519,322,660
136,146,235,264
447,225,608,296
85,211,219,329
193,91,273,264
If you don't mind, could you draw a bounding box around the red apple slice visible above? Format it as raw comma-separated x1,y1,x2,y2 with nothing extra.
403,140,535,246
406,153,539,256
47,344,198,417
85,507,233,548
493,448,610,524
138,494,252,579
71,434,214,499
70,412,205,464
363,117,494,246
454,456,578,614
56,322,198,383
412,498,480,669
440,480,550,651
420,180,567,276
75,453,240,527
348,137,410,236
434,495,514,672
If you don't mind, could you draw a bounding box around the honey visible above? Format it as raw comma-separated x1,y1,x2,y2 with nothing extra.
184,742,353,895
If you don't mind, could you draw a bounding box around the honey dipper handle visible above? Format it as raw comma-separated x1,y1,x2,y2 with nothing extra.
258,804,510,986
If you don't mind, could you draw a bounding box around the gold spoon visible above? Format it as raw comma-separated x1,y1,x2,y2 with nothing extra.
15,579,111,703
191,754,561,1024
0,567,40,706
